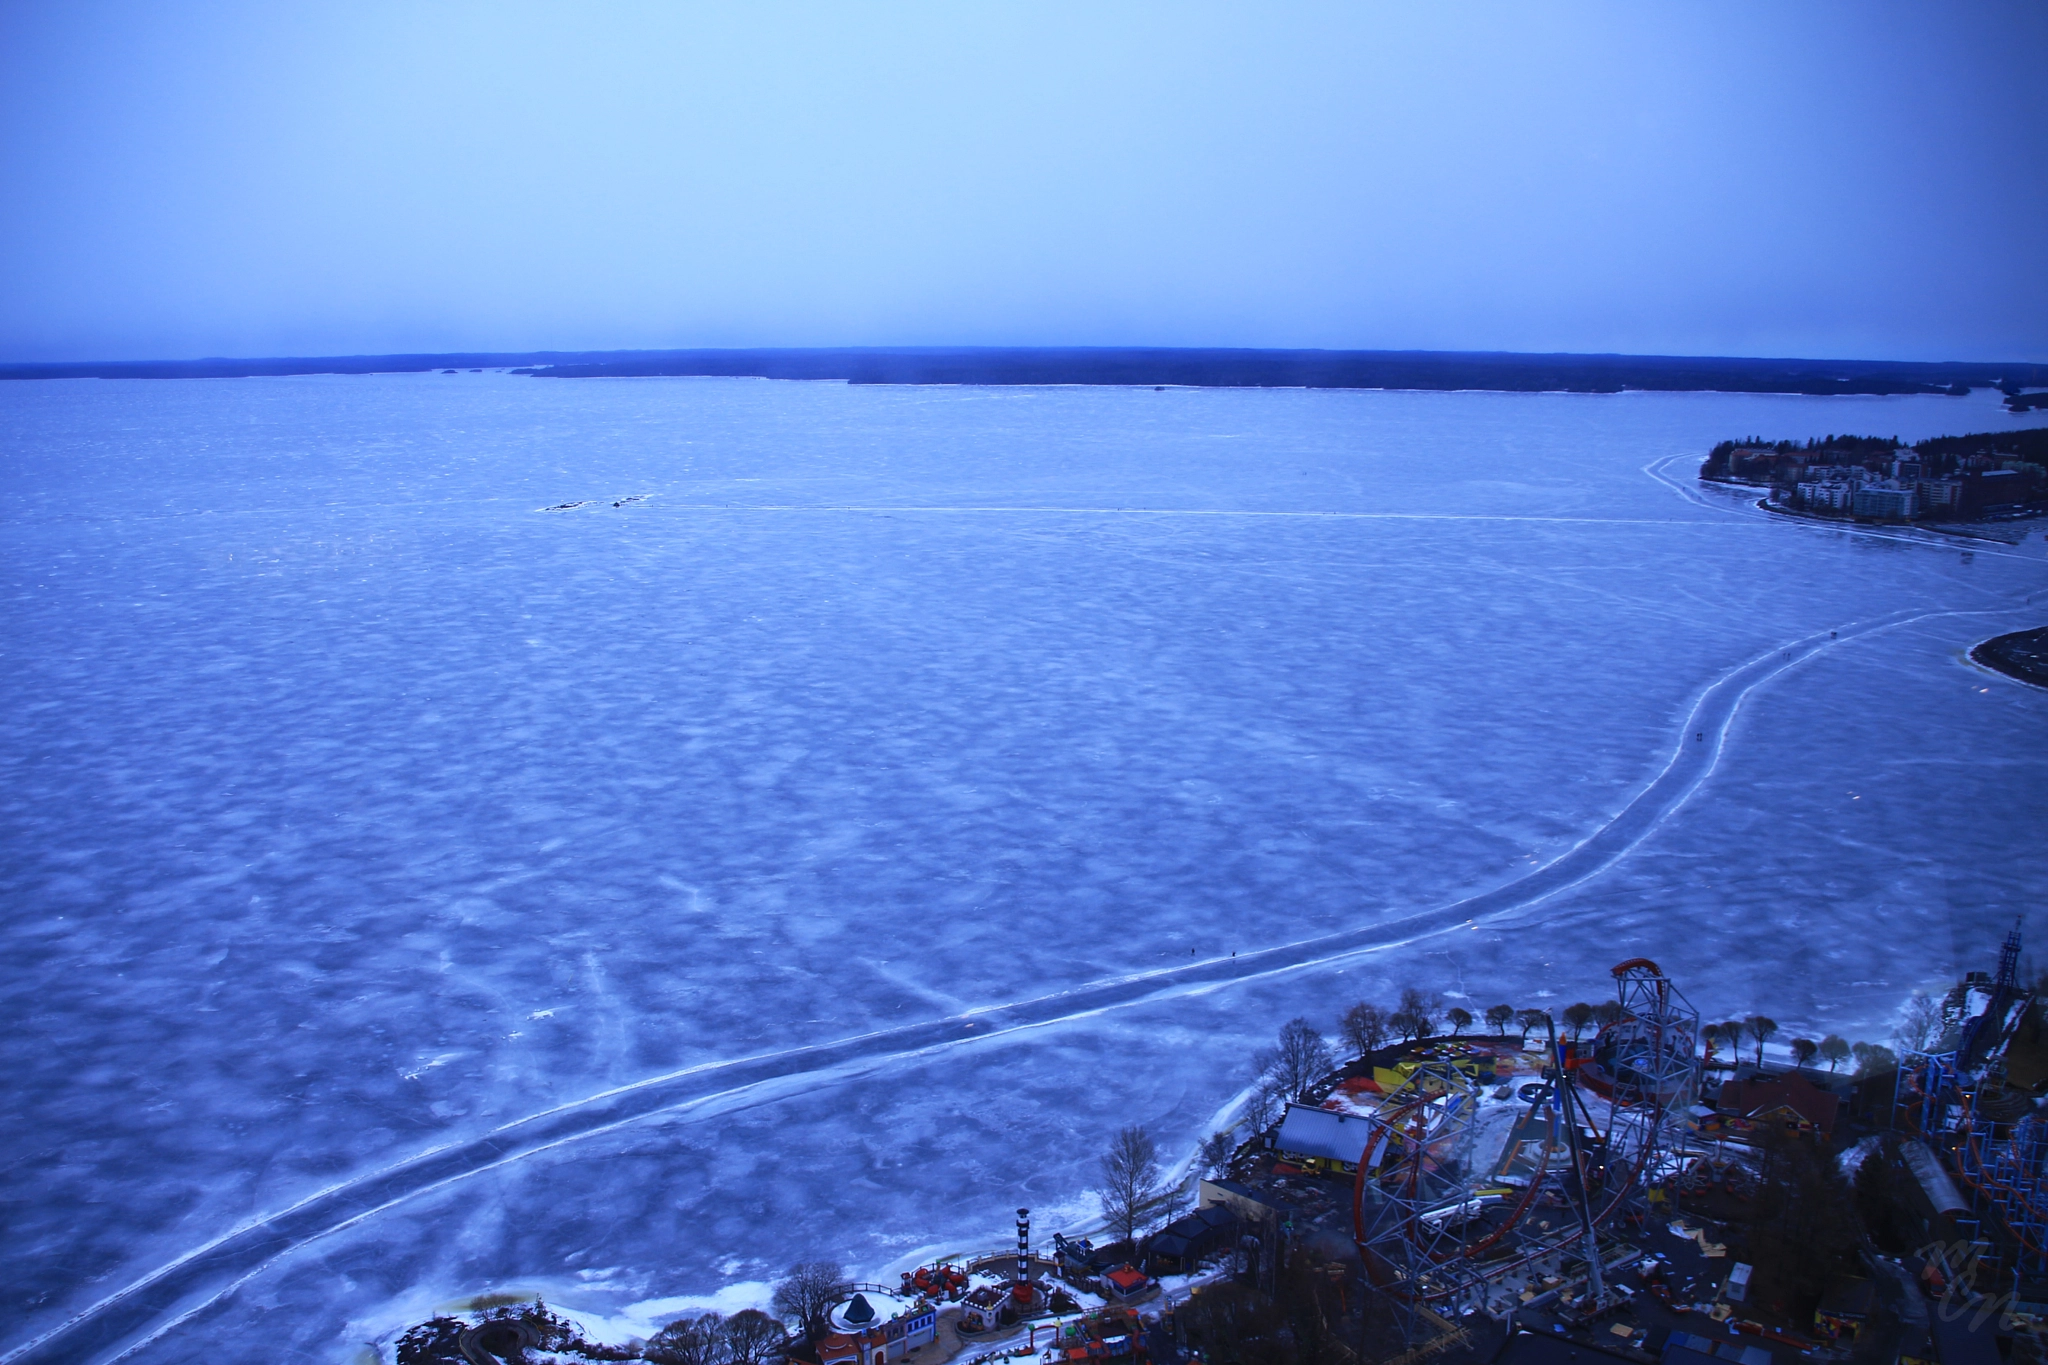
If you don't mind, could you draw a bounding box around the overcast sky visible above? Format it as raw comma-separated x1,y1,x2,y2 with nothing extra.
2,1,2044,364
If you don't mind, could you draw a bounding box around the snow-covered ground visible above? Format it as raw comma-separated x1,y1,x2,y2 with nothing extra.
0,375,2042,1365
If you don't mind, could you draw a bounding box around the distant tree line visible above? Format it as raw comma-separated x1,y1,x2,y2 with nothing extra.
1915,425,2048,463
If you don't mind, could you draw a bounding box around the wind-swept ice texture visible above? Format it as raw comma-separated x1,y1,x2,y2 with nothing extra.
0,377,2043,1364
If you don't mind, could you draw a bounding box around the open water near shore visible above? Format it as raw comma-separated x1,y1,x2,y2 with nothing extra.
2,375,2044,1364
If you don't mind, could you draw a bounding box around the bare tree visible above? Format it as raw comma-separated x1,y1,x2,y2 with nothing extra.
1241,1076,1287,1134
1892,992,1943,1056
1592,1001,1624,1030
1562,1002,1595,1041
1851,1041,1899,1078
1746,1016,1778,1067
1387,1009,1419,1043
1098,1125,1164,1248
1255,1018,1334,1099
1789,1038,1819,1069
1196,1129,1239,1179
1696,1022,1721,1064
1398,987,1440,1038
1714,1021,1745,1064
1818,1035,1851,1072
1339,1002,1389,1059
723,1311,789,1365
1514,1008,1550,1044
770,1262,849,1342
1446,1007,1473,1036
1485,1004,1515,1035
648,1314,725,1365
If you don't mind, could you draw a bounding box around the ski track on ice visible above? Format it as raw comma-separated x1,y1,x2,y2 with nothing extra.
7,462,2037,1365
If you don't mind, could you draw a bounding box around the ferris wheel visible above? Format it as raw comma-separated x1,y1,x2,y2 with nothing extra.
1351,959,1700,1318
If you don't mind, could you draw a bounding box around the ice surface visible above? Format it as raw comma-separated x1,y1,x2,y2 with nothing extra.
0,375,2042,1363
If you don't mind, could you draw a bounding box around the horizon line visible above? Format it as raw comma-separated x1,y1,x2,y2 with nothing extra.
3,343,2045,400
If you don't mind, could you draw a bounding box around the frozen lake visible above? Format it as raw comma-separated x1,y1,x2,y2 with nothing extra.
2,374,2043,1364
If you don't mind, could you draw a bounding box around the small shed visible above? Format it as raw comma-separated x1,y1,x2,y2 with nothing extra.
1146,1206,1237,1274
1102,1265,1152,1301
959,1286,1005,1334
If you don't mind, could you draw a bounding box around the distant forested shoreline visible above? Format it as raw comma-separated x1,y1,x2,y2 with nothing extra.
5,346,2046,401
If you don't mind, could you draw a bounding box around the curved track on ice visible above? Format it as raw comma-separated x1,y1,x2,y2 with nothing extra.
6,472,2023,1365
10,604,1977,1365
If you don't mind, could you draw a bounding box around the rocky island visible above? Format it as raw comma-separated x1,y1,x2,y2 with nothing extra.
1972,628,2048,689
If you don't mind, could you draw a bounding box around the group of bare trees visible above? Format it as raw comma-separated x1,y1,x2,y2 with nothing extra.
1336,986,1446,1059
1701,1016,1778,1065
1258,1018,1336,1100
1699,1017,1899,1078
1276,988,1902,1088
1558,1000,1624,1040
1337,990,1583,1058
1234,1017,1337,1135
1237,992,1518,1155
646,1308,789,1365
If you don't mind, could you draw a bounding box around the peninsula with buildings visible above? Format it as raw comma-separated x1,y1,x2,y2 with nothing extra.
1700,426,2047,525
388,937,2048,1365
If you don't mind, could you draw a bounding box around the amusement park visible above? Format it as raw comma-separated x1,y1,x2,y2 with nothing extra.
1335,959,1702,1329
1191,937,2048,1365
392,938,2048,1365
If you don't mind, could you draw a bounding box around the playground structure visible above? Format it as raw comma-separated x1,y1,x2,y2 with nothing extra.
1033,1307,1148,1365
1894,922,2048,1280
1351,958,1701,1327
900,1263,971,1300
945,1211,1084,1334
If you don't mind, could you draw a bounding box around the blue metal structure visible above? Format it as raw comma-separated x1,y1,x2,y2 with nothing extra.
1893,923,2046,1279
1954,1114,2048,1277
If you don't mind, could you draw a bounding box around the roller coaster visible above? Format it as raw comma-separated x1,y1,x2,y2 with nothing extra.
1894,923,2048,1280
1351,959,1701,1323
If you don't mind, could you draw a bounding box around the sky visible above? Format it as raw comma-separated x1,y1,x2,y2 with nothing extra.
1,1,2045,365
